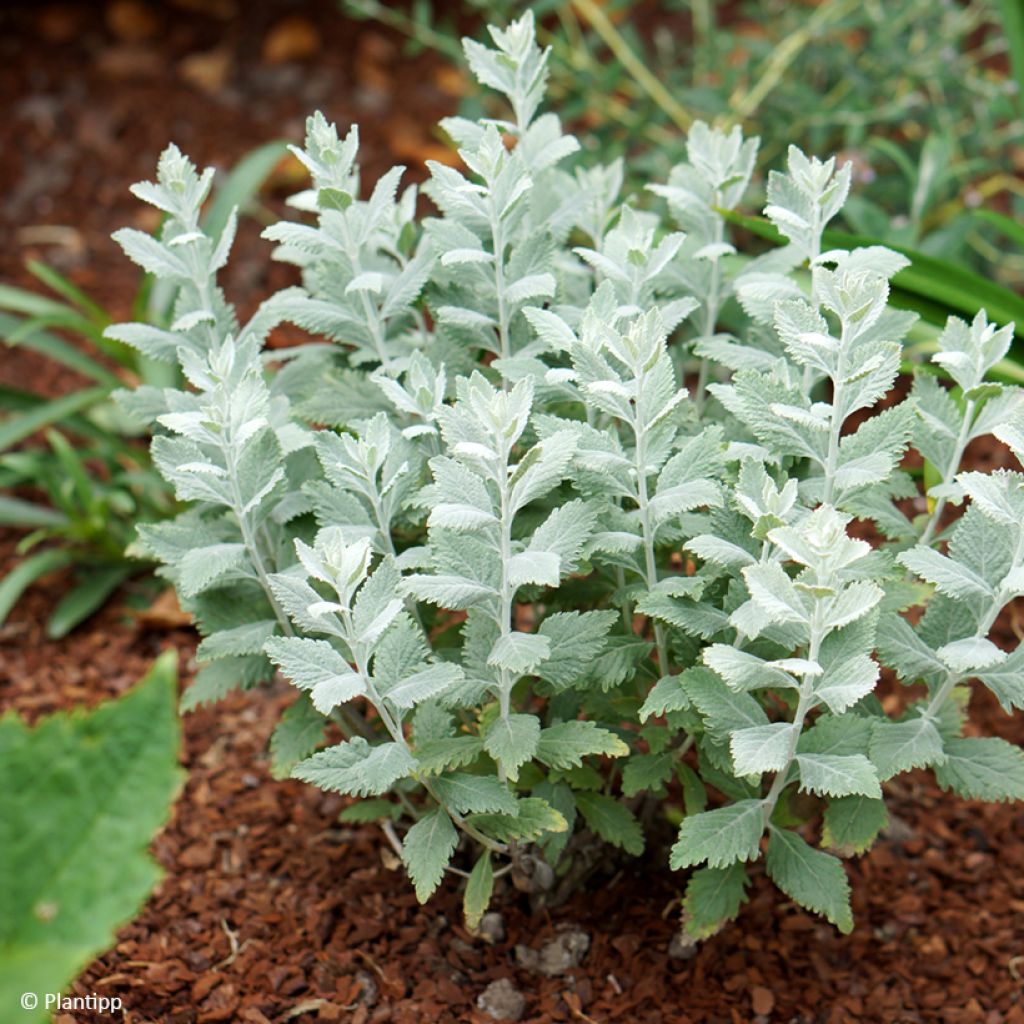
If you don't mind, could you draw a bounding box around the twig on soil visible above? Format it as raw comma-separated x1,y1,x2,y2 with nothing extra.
214,918,249,969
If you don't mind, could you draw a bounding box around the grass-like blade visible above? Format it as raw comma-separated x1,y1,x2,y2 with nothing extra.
47,564,136,639
0,547,76,625
0,387,109,450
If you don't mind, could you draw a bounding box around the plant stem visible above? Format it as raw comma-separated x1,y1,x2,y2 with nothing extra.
727,0,858,126
570,0,693,133
347,617,508,854
694,193,724,414
763,603,824,824
495,453,514,779
633,384,668,675
224,445,293,637
919,397,976,547
491,215,510,371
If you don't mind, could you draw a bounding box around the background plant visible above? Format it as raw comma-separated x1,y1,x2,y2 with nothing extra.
347,0,1024,296
0,143,286,637
112,12,1024,938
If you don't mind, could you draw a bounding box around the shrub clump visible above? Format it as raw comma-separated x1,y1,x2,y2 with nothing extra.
110,13,1024,937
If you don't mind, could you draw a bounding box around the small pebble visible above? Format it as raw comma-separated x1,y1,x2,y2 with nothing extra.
477,977,525,1022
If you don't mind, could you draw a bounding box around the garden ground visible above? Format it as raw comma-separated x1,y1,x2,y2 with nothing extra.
2,2,1024,1021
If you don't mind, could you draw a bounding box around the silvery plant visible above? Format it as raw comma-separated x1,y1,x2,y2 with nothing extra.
110,12,1024,937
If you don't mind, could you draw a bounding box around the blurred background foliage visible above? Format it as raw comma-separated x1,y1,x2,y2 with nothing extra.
346,0,1024,290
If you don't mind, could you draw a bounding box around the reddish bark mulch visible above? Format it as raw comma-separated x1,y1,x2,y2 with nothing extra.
3,533,1024,1024
3,3,1024,1023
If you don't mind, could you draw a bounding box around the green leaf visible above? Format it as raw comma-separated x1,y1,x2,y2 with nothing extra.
292,738,417,796
869,716,946,780
483,713,541,782
269,694,326,780
468,796,568,842
203,140,288,241
401,573,497,609
730,722,797,776
574,791,645,855
898,547,994,602
537,610,617,689
683,863,751,939
487,631,551,675
765,828,853,933
535,720,628,770
463,852,494,930
0,387,108,451
385,663,463,709
822,796,888,855
0,495,67,529
401,807,458,903
180,655,269,712
0,652,182,1016
0,547,77,627
670,799,766,869
795,754,881,798
686,667,769,735
431,773,517,814
47,564,134,639
265,636,365,714
622,751,673,797
338,799,401,823
639,674,691,722
415,736,485,775
978,649,1024,712
933,737,1024,802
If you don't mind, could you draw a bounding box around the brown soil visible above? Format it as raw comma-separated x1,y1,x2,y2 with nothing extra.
3,3,1024,1023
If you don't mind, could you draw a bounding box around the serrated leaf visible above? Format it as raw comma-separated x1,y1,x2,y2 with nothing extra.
385,663,463,709
795,754,881,798
765,828,853,933
338,799,402,823
822,796,888,855
415,736,485,775
670,799,766,869
487,631,551,675
401,574,497,609
536,720,628,770
431,773,517,814
507,550,560,589
869,716,946,780
730,722,797,775
482,713,541,781
293,738,417,796
269,694,326,780
265,637,365,714
574,791,645,855
639,674,690,722
898,547,994,602
683,863,751,939
933,737,1024,802
401,807,458,903
469,796,568,842
622,752,674,797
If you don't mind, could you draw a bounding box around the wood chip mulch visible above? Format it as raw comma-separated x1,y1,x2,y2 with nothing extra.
2,541,1024,1024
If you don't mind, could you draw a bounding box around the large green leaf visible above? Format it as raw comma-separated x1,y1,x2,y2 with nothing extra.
0,652,183,1019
